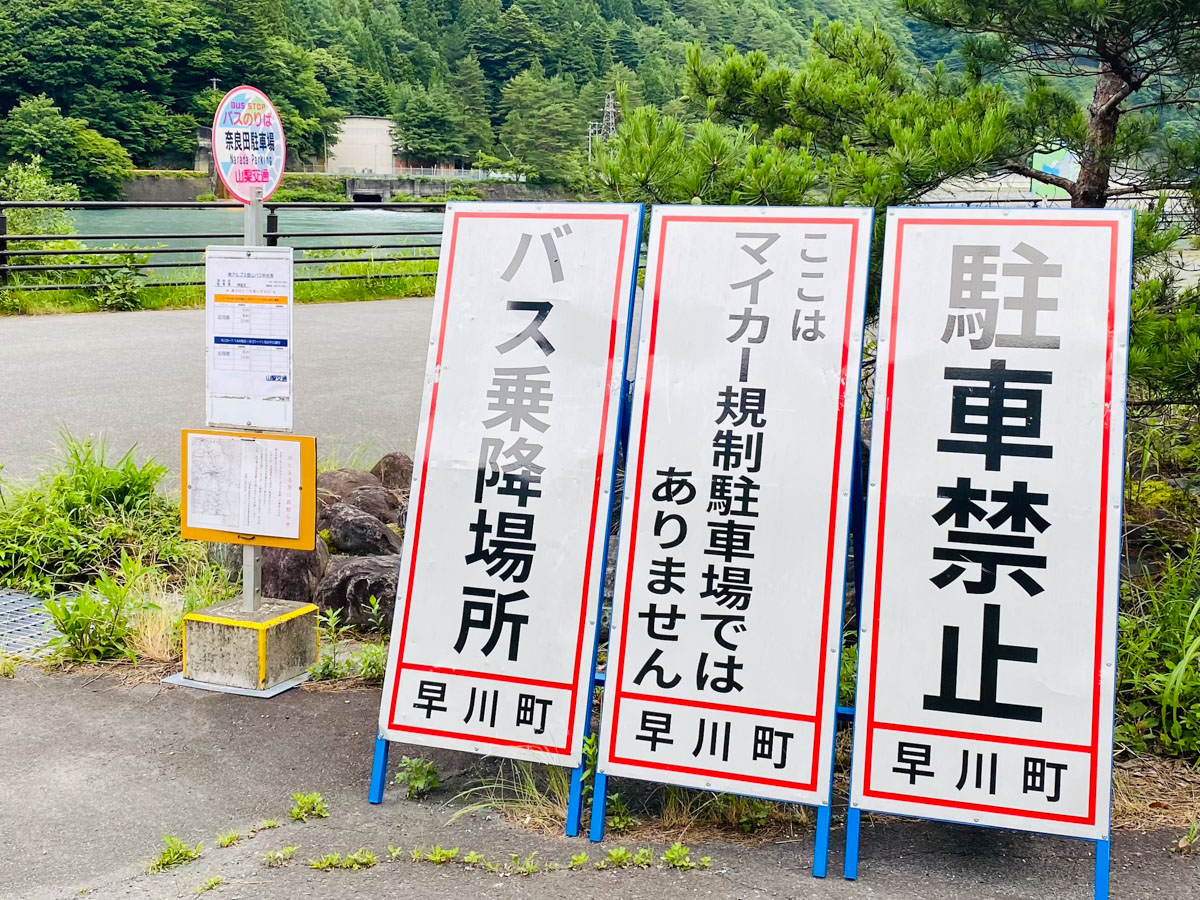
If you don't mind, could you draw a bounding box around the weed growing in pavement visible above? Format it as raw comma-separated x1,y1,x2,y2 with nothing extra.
462,851,487,866
0,652,17,678
452,759,570,829
632,848,653,869
423,845,458,864
394,756,441,799
1175,820,1199,854
568,852,588,869
342,848,376,869
662,842,698,870
261,846,297,868
216,831,240,848
386,845,404,861
595,846,632,870
288,792,329,822
308,853,342,870
252,819,279,833
194,876,225,894
511,852,539,875
146,835,202,873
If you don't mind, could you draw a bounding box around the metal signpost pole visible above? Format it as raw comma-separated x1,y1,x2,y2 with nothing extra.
242,187,264,613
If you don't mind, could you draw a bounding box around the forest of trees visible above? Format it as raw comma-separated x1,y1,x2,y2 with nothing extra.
0,0,957,192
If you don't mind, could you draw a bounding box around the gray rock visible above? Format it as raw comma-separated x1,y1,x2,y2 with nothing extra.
343,483,402,525
261,539,330,605
323,502,403,556
315,554,402,626
316,468,381,508
371,452,414,493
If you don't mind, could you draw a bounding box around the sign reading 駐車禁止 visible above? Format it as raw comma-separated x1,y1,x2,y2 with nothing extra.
598,206,873,805
205,245,294,431
212,86,286,203
378,202,642,765
850,208,1133,839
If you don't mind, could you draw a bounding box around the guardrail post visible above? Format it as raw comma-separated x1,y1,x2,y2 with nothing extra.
0,208,8,286
265,209,279,247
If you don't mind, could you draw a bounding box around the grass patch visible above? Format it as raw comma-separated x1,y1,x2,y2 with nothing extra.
146,835,202,873
194,875,225,894
452,760,572,831
261,846,297,868
216,830,240,848
0,653,17,678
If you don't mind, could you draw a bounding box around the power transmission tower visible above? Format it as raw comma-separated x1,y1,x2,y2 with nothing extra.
587,91,619,161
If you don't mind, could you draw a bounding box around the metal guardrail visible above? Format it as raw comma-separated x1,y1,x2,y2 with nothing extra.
0,201,447,292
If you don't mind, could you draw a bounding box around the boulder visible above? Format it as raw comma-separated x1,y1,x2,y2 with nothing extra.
261,539,330,605
322,502,403,556
343,483,402,525
371,452,415,492
316,554,402,626
316,468,381,508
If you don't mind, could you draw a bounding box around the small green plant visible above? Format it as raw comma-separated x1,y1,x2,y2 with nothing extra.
1175,820,1199,854
43,551,157,661
699,856,713,868
568,851,589,869
288,792,329,822
254,819,280,832
423,845,458,864
364,594,389,633
342,848,376,869
387,845,404,861
355,643,387,682
409,846,424,862
545,861,561,872
318,608,353,645
308,852,342,870
511,852,539,875
194,876,225,894
216,830,240,848
602,846,632,869
0,653,17,678
606,793,637,832
308,651,348,681
662,841,696,870
147,835,202,873
632,847,653,869
462,850,486,866
261,846,297,868
394,756,441,799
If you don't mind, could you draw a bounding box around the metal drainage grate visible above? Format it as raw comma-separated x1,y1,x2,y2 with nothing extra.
0,588,58,656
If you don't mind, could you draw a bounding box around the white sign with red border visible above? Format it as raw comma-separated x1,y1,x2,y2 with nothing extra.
850,207,1133,839
378,202,642,765
212,85,286,203
598,205,873,804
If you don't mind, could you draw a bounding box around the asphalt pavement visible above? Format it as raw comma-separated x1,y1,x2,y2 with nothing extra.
0,299,433,484
0,668,1195,900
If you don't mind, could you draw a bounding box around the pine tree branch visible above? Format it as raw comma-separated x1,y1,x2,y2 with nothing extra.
1001,161,1077,196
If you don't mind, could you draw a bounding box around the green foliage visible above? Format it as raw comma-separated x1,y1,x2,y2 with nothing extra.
288,792,329,822
306,652,348,682
42,551,157,661
511,851,539,875
216,830,240,848
423,845,458,864
1117,536,1200,757
386,845,404,860
93,262,147,312
631,847,653,869
194,876,225,894
394,81,465,165
0,96,133,200
308,852,342,870
342,847,376,869
354,643,387,682
363,594,388,634
568,851,589,869
601,846,632,868
0,157,79,239
394,755,441,799
0,435,195,598
147,835,202,873
661,841,696,870
260,846,297,867
606,793,637,831
462,850,486,866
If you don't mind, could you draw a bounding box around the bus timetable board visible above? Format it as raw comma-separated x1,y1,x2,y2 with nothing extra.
378,202,642,765
599,206,873,804
850,208,1133,839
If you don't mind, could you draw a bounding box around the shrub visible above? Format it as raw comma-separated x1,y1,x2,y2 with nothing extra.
43,552,157,661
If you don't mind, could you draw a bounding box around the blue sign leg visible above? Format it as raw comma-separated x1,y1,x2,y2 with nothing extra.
588,770,609,841
813,803,832,877
843,807,861,879
368,733,390,804
565,764,585,836
1094,838,1110,900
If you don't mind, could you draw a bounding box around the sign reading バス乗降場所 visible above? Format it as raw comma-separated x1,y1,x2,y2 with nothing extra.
212,85,286,203
598,205,873,805
850,207,1133,840
378,202,642,766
